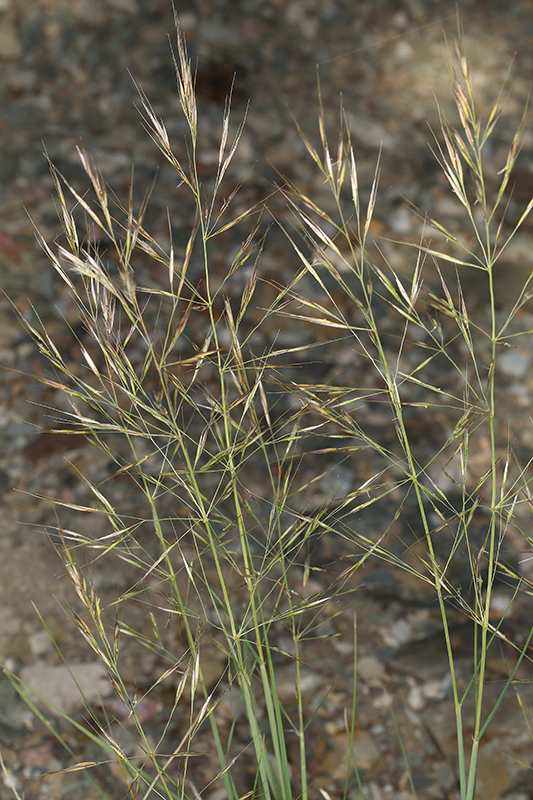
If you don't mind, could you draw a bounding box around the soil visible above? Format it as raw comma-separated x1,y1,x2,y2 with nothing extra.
2,2,533,799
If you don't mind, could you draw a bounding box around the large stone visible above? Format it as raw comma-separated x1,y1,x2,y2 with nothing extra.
20,660,113,715
319,730,381,779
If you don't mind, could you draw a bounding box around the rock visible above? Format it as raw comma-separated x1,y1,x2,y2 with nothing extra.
319,730,381,779
18,739,60,776
389,205,414,235
357,655,385,684
407,679,425,712
0,608,23,660
319,464,354,501
421,679,446,702
275,665,323,704
345,113,401,152
108,0,139,12
0,20,21,61
423,682,533,800
381,617,413,648
19,660,113,715
499,348,531,379
71,0,106,24
475,738,519,800
0,676,33,731
28,629,53,657
434,760,456,792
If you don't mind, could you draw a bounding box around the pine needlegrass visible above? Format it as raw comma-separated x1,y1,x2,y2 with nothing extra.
5,15,533,800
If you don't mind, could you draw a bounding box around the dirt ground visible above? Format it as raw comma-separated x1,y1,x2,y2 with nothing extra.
2,1,533,798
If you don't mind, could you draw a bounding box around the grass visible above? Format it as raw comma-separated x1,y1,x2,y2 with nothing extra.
3,11,533,800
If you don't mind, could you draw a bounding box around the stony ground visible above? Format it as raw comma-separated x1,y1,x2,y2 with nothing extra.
2,1,533,799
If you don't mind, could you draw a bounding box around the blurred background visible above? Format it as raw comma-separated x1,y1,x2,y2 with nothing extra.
1,1,533,798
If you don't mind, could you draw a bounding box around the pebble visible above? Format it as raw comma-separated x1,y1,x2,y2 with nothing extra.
357,782,384,800
71,0,106,24
345,112,401,152
319,464,354,500
108,0,139,12
0,766,21,796
434,760,456,792
275,665,323,704
197,20,243,52
0,608,22,651
27,629,53,656
0,403,12,427
320,730,381,778
357,655,385,684
499,348,531,379
0,20,20,61
0,676,33,731
382,618,413,648
421,679,446,702
19,739,60,776
407,679,425,712
389,206,414,235
499,233,533,265
509,381,531,407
